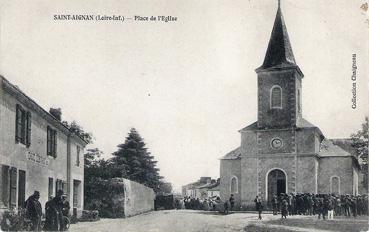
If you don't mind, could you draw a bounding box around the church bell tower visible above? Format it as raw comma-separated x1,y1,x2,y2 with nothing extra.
255,1,303,129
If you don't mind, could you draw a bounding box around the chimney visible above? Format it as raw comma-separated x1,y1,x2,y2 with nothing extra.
49,108,62,121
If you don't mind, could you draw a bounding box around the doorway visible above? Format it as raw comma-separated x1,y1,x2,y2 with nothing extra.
267,169,286,202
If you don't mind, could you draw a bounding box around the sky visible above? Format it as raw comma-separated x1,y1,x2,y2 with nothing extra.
0,0,368,192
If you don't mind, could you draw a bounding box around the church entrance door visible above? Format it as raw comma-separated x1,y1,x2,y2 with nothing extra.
267,169,286,202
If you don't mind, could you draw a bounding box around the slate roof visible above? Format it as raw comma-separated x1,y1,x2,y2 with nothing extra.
239,118,323,137
220,147,241,160
318,139,353,157
330,138,358,156
255,4,303,76
207,182,220,191
198,181,219,189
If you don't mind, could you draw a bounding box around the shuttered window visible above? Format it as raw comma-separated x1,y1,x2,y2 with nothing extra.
47,126,57,157
15,104,31,146
26,112,31,146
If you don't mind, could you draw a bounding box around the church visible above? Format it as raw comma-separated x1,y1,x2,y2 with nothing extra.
219,3,360,209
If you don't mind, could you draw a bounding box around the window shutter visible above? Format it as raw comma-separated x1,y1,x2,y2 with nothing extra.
2,165,10,207
10,167,17,207
21,109,26,144
47,126,50,155
54,131,57,158
15,105,21,142
26,112,31,147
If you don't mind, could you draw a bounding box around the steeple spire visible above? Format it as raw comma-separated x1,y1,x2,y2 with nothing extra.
256,1,302,74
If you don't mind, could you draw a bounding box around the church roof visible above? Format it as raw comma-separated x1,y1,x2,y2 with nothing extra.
239,118,323,135
318,138,354,158
256,3,303,76
220,147,241,160
330,138,358,156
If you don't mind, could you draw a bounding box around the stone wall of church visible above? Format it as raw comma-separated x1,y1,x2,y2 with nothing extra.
240,130,258,156
295,128,319,154
257,156,295,201
295,156,317,193
318,157,354,195
240,157,258,209
219,159,241,207
257,130,295,154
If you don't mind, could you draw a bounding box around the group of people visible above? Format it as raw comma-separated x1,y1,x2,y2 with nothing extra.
264,193,368,220
24,189,70,231
175,195,236,213
174,195,237,214
177,193,368,221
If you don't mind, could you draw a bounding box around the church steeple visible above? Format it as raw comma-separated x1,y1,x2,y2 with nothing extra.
255,1,303,129
256,1,302,75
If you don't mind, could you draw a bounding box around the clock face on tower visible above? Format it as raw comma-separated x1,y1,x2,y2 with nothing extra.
271,138,283,149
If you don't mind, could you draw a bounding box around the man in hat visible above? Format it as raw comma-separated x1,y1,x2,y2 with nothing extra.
254,196,263,220
61,194,70,230
45,196,58,231
26,191,43,231
49,189,66,231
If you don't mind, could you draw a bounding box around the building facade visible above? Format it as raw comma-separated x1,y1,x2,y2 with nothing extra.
219,4,360,209
0,76,87,216
182,177,220,199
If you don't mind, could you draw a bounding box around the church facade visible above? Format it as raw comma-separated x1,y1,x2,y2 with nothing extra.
219,4,360,209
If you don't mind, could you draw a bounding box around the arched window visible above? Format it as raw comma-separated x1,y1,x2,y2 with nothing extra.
270,85,282,109
330,176,340,194
230,176,238,194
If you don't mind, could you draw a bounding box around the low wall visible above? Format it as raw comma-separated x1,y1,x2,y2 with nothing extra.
112,178,155,217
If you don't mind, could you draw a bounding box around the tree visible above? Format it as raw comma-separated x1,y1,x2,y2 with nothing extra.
62,120,93,144
157,182,173,194
85,148,103,168
351,117,368,190
111,128,163,192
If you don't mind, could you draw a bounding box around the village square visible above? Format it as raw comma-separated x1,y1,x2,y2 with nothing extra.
0,0,368,232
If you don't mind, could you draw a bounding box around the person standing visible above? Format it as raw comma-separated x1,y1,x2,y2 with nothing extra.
272,195,278,215
322,195,330,220
281,199,288,219
223,200,229,215
52,190,66,231
344,195,351,217
351,196,358,218
254,196,263,220
327,196,334,220
25,191,43,231
317,198,324,220
335,196,342,216
229,194,235,211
